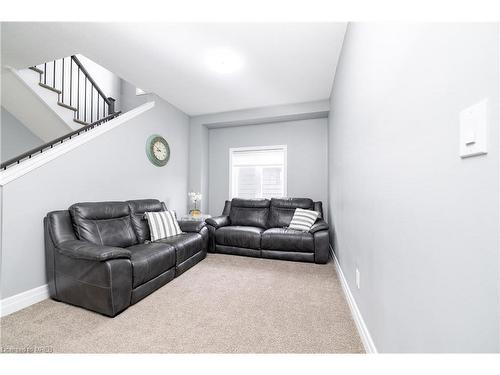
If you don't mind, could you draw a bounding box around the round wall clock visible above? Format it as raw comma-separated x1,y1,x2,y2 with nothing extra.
145,134,170,167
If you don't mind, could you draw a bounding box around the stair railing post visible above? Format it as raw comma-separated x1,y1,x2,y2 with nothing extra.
108,97,116,114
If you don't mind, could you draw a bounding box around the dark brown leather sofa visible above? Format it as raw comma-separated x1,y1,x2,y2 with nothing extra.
44,199,207,317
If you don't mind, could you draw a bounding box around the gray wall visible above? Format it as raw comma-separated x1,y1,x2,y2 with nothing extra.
328,23,499,352
189,100,330,213
1,106,43,162
1,97,190,299
208,118,328,216
120,79,151,113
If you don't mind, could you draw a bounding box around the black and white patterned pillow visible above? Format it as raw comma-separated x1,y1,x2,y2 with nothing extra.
288,208,319,231
144,211,182,241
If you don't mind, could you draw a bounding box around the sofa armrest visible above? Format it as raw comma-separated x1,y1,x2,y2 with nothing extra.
309,219,329,234
56,240,131,262
178,220,206,233
313,230,330,264
205,215,230,228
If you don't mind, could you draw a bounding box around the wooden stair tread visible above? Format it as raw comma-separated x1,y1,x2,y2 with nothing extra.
29,66,44,74
39,83,61,94
57,102,77,112
73,118,90,126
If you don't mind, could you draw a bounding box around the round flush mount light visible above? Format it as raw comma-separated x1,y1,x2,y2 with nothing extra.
205,48,244,74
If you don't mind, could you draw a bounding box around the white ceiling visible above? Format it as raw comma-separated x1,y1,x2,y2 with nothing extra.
1,23,346,116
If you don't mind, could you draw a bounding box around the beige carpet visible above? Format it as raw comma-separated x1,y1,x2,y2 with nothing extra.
0,254,364,353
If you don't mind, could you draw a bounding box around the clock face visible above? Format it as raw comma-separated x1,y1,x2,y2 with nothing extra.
146,135,170,166
153,141,168,161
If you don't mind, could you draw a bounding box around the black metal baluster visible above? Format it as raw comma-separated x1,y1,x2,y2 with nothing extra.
97,91,100,120
44,63,47,84
69,58,73,107
77,68,80,120
91,86,93,123
61,58,65,103
53,60,56,88
84,77,87,122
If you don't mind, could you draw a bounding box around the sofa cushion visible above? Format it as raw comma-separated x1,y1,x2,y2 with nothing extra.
228,198,270,228
288,208,319,231
69,202,137,247
215,226,264,250
267,198,314,228
261,228,314,252
144,210,183,241
128,242,176,288
158,232,203,265
127,199,166,243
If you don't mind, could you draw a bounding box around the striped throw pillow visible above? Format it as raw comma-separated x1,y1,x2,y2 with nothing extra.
288,208,319,232
144,210,182,241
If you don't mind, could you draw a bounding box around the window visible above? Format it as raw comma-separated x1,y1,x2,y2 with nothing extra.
229,145,287,199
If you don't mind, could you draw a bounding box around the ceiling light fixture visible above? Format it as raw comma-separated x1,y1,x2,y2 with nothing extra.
205,48,244,74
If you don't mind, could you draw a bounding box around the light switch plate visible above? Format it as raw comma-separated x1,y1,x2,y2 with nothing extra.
460,98,488,158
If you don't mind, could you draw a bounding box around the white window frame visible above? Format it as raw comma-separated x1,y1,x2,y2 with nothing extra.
228,145,287,200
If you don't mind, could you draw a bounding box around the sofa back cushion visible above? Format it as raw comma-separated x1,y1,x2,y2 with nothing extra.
267,198,314,228
229,198,270,228
222,200,232,216
69,202,137,247
313,201,324,220
46,210,77,245
128,199,167,243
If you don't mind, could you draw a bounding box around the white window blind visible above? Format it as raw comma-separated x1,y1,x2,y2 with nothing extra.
230,146,287,199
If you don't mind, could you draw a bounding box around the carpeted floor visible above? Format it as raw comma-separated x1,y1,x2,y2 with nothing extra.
0,253,364,353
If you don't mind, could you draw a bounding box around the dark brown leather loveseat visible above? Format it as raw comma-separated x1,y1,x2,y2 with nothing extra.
205,198,330,264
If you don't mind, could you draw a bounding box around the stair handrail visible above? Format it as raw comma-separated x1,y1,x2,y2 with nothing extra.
0,111,121,171
32,54,117,124
70,55,113,108
2,54,123,170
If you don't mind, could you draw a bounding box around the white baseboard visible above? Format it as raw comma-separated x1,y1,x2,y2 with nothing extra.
330,245,378,353
0,284,50,317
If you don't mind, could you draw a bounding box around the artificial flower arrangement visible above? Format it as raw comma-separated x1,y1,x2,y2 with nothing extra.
188,192,202,216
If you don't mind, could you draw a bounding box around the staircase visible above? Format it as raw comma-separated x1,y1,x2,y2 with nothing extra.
1,55,121,171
